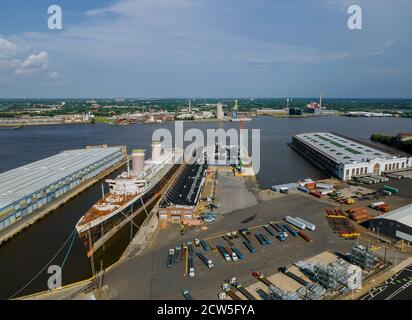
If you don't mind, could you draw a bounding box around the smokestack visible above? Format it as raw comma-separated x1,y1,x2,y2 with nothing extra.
132,149,145,176
152,141,162,161
319,94,322,108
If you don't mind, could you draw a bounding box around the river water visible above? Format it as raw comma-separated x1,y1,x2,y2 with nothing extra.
0,116,411,298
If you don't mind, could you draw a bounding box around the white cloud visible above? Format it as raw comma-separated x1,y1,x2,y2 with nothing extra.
0,38,17,59
0,38,18,59
47,71,60,79
15,51,48,76
0,37,54,79
0,37,20,69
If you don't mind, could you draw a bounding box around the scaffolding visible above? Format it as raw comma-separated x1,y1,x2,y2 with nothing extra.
347,245,376,271
268,284,302,300
297,283,327,300
313,259,350,292
296,259,350,293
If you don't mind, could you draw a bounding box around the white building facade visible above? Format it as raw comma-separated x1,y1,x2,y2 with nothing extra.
292,132,411,181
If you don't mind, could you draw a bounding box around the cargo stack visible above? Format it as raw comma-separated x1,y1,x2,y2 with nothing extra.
370,202,390,213
347,207,371,222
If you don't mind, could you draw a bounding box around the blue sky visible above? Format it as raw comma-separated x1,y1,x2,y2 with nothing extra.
0,0,411,98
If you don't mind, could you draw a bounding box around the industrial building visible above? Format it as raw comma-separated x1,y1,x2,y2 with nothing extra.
0,146,125,231
158,161,207,224
291,132,412,180
370,204,412,244
289,107,303,116
216,103,224,120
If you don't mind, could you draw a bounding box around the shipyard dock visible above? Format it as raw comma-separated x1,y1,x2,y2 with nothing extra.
0,145,127,245
15,162,412,300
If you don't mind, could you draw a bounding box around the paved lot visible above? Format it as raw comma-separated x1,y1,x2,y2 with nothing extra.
102,194,357,300
361,265,412,300
214,171,258,214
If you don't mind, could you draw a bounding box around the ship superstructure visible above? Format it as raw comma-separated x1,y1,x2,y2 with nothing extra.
76,141,182,257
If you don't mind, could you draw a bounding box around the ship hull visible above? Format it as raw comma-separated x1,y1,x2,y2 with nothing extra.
79,163,180,257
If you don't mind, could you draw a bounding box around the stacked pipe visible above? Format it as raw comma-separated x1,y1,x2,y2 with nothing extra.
347,207,371,222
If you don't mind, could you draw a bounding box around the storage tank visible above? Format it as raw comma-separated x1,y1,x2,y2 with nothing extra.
151,141,162,161
132,149,145,176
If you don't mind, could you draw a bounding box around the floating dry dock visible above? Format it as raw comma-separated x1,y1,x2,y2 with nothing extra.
0,145,127,245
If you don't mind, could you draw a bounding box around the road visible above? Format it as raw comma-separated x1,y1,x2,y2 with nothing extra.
361,265,412,300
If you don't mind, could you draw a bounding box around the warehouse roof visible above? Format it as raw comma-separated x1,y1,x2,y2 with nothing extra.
375,204,412,228
160,162,207,208
294,132,398,164
0,146,122,210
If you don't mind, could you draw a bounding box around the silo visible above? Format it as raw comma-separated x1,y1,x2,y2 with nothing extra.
132,149,145,176
151,141,162,161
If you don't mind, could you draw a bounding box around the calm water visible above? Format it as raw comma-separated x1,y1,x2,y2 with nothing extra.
0,116,411,298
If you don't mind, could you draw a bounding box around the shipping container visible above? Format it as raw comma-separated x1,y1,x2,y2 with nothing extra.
383,186,399,194
285,216,306,230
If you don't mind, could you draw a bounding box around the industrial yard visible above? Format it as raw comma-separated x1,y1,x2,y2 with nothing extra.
0,133,408,302
16,157,412,301
91,177,406,300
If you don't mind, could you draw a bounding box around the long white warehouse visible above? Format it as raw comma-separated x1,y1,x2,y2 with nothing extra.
291,132,412,180
0,146,126,232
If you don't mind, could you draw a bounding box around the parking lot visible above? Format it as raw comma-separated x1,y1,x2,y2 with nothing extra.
102,194,358,299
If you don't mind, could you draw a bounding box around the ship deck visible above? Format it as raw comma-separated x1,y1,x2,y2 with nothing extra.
77,193,135,226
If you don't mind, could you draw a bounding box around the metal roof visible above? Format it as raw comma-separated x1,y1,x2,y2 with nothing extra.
374,204,412,228
0,147,122,210
294,132,398,164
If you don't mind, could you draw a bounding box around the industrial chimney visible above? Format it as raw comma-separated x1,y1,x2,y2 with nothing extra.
152,141,162,161
132,149,145,176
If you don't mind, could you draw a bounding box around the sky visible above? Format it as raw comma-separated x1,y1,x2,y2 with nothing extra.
0,0,411,98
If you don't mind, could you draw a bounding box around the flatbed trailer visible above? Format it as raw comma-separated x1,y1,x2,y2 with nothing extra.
231,247,245,259
186,242,195,256
226,289,243,301
276,223,288,233
256,288,272,300
167,249,175,268
188,256,195,277
255,233,267,245
269,222,282,232
239,228,253,243
174,246,182,262
200,240,210,251
279,267,308,286
233,283,257,300
283,224,298,237
216,244,231,261
263,224,277,236
243,240,256,253
182,289,193,300
260,233,272,244
252,272,275,287
298,230,312,242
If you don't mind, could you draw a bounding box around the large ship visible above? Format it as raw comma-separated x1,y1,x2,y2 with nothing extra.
76,141,182,257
